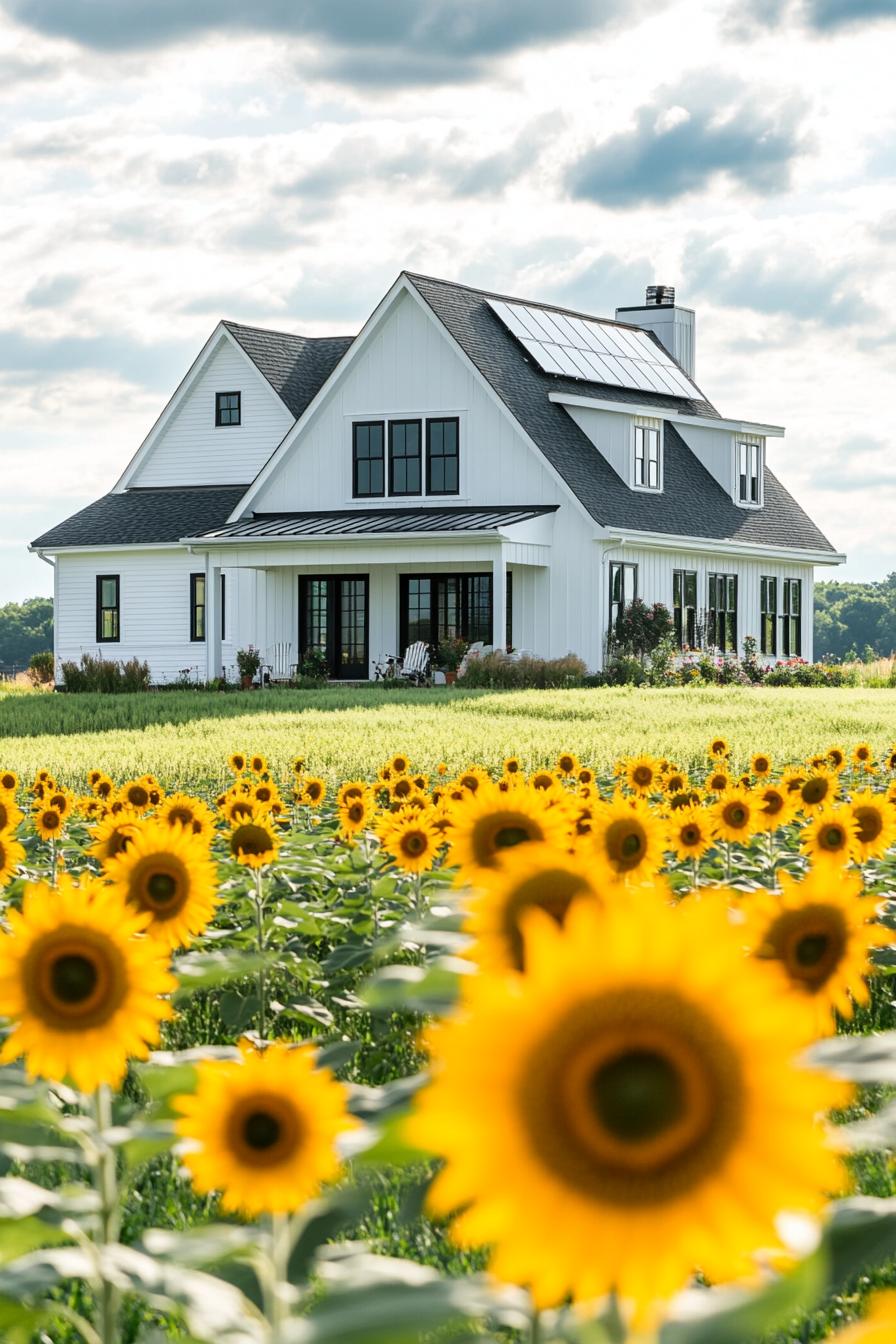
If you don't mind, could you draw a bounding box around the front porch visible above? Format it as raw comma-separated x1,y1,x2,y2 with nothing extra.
186,507,556,683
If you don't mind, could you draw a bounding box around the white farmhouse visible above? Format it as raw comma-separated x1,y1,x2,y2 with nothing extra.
31,273,843,683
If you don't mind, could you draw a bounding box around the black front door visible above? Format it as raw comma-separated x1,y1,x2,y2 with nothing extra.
299,575,369,679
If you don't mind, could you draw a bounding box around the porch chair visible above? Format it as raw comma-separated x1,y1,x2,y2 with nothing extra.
261,641,299,685
398,640,431,686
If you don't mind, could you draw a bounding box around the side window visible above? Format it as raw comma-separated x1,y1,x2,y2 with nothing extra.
608,561,637,639
783,579,801,656
707,572,737,653
215,392,241,426
96,575,120,643
672,570,697,648
190,573,206,642
760,576,777,655
352,422,385,498
634,425,661,490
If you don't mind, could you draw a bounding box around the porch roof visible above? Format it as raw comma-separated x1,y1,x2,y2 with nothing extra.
187,504,558,543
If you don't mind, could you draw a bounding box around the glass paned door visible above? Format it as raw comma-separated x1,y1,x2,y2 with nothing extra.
299,575,369,679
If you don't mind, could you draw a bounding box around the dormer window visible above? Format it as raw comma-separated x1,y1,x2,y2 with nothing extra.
633,424,661,491
736,439,762,505
215,391,241,427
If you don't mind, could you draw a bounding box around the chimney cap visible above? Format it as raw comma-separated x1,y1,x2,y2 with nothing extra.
646,284,675,307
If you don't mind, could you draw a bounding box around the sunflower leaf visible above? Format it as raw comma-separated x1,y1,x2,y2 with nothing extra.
807,1031,896,1082
173,949,269,998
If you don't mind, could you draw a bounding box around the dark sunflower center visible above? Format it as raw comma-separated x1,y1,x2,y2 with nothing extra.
822,826,846,851
855,807,883,843
348,803,364,822
243,1110,281,1151
307,784,322,801
589,1050,685,1143
795,934,829,967
168,807,193,826
232,824,271,857
495,824,531,849
147,872,179,907
256,787,272,802
107,829,132,857
532,775,553,791
754,758,769,773
42,811,60,831
762,792,784,815
50,953,98,1005
128,786,149,808
633,767,652,787
0,804,9,829
802,779,829,804
402,832,427,856
604,820,645,870
681,826,700,845
560,757,574,772
723,804,748,828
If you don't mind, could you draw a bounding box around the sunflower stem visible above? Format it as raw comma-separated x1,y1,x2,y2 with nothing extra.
90,1085,121,1344
254,867,268,1040
49,835,57,885
725,840,733,884
530,1305,541,1344
692,854,699,890
266,1211,292,1342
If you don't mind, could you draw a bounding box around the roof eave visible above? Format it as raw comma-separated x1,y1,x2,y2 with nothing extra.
595,527,843,565
548,392,785,437
181,528,523,548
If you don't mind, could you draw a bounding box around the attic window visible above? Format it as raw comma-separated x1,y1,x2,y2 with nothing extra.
736,439,762,506
215,392,241,427
633,424,661,491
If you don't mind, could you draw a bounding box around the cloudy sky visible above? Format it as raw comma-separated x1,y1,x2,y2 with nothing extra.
2,0,894,603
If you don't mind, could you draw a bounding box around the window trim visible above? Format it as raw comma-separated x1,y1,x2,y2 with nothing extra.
215,391,241,427
632,424,662,492
96,574,120,644
735,438,763,508
190,572,206,643
760,575,777,656
388,418,423,497
352,420,386,499
425,416,461,497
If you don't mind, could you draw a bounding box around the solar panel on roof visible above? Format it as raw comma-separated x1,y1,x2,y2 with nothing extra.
486,297,696,399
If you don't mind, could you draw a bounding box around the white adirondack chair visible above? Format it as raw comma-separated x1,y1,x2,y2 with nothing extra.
262,642,297,684
398,640,430,685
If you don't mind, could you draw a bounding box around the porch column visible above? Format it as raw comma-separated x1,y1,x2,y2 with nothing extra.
491,545,506,652
206,561,222,682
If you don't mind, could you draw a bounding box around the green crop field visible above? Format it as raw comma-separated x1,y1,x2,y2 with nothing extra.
2,683,896,786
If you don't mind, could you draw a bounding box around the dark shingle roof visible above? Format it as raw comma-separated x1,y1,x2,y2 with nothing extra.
406,272,837,554
193,504,557,541
31,486,248,550
223,321,354,419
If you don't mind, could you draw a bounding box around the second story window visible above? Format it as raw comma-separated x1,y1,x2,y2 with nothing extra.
634,425,661,490
353,422,385,498
427,418,460,495
215,391,241,426
672,570,697,648
389,420,422,496
96,575,120,643
736,440,762,505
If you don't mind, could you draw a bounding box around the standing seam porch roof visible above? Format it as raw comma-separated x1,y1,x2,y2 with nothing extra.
189,504,558,541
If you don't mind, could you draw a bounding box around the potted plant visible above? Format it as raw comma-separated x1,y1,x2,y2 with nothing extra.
236,645,261,689
436,635,468,685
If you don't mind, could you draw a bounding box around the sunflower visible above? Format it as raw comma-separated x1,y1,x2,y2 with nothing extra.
390,775,418,803
408,896,847,1315
250,780,282,812
705,768,731,795
707,736,730,760
782,766,808,795
447,783,569,878
86,809,142,862
832,1292,896,1342
0,875,175,1091
173,1039,354,1216
337,780,368,808
297,776,327,808
338,793,375,841
158,793,217,842
388,753,411,776
800,806,861,870
663,770,689,797
104,821,219,949
556,752,579,778
577,766,596,787
457,767,489,794
227,752,247,775
797,767,839,813
291,755,306,776
0,829,25,887
0,770,18,793
228,811,280,869
437,762,449,776
744,870,891,1034
32,806,64,840
0,795,23,833
852,743,875,772
589,794,667,885
849,789,896,862
885,745,896,773
667,805,714,863
92,775,114,801
827,746,848,773
709,787,759,845
463,844,600,972
503,756,522,776
624,755,660,797
379,809,441,874
755,783,796,832
750,752,773,779
118,778,155,811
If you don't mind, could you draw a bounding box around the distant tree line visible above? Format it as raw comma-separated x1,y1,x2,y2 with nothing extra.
814,573,896,661
0,597,53,667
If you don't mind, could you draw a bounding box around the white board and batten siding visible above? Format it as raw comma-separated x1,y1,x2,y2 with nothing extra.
601,543,815,663
129,336,293,488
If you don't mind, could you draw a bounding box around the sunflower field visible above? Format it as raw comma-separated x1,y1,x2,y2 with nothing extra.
2,738,896,1342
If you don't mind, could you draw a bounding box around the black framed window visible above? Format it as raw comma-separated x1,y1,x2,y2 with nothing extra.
608,561,637,639
220,572,226,642
708,573,737,652
399,573,494,651
389,419,422,496
672,570,697,648
352,421,385,498
190,573,206,642
506,570,513,651
96,575,120,643
215,391,241,426
426,417,460,495
760,576,777,655
634,426,661,489
737,440,761,504
782,578,801,656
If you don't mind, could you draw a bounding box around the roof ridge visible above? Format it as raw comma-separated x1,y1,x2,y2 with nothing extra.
126,483,251,493
403,270,651,335
223,319,355,344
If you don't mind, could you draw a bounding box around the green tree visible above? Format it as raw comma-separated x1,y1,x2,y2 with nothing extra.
0,596,53,666
814,575,896,660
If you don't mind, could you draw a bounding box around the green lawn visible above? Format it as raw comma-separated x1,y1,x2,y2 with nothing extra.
2,684,895,787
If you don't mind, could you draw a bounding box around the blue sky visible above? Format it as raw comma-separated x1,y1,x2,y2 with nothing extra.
2,0,895,602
